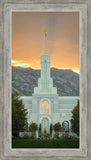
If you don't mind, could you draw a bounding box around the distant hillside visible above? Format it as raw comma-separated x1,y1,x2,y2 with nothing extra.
12,67,79,96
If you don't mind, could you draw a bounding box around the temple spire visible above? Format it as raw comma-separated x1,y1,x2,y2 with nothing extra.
44,29,47,54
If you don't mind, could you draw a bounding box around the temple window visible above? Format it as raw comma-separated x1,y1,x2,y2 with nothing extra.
41,100,49,114
62,121,69,132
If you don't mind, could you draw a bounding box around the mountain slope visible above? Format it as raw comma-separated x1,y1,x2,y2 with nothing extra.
12,67,79,96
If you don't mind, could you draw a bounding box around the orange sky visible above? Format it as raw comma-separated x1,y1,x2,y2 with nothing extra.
12,12,79,73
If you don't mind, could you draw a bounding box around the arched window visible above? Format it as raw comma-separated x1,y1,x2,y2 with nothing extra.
62,121,69,132
41,100,49,114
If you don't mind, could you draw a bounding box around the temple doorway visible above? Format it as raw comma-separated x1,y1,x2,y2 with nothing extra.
41,117,49,134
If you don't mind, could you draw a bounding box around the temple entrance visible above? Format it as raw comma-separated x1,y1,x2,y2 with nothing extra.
41,118,49,134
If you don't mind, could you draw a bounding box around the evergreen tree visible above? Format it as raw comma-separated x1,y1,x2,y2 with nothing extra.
12,92,28,137
70,100,79,136
50,123,53,135
39,124,41,134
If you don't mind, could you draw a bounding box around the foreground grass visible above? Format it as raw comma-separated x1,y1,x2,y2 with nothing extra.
12,137,79,148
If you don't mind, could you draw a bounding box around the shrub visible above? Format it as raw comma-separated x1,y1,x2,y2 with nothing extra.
31,133,36,139
22,134,30,139
53,122,61,132
54,133,59,139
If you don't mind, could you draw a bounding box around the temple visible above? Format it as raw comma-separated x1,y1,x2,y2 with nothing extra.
20,30,79,136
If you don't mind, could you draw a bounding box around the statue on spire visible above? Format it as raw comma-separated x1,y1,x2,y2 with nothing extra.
45,29,47,37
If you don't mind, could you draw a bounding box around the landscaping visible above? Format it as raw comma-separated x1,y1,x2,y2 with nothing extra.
12,92,79,149
12,137,79,148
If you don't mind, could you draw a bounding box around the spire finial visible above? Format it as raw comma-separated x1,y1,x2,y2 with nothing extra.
45,29,47,37
45,29,47,51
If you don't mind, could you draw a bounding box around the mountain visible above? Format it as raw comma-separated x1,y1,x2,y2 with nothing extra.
12,67,79,96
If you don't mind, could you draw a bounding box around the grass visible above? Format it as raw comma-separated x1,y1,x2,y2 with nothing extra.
12,137,79,148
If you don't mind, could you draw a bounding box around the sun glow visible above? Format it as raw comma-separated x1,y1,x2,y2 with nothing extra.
72,69,80,74
15,63,29,67
12,60,29,68
11,60,40,69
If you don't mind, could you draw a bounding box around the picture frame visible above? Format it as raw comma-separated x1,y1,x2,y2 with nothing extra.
0,0,91,160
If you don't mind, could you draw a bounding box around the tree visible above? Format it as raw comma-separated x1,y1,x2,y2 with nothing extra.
50,123,53,135
70,100,79,136
12,92,28,137
39,124,41,135
53,122,61,133
29,122,38,135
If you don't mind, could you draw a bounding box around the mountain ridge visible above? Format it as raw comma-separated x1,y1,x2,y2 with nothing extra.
12,66,79,96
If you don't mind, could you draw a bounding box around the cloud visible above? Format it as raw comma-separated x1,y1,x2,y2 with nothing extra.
12,12,79,70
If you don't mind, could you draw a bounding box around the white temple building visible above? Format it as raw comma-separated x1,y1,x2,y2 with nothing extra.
20,30,79,135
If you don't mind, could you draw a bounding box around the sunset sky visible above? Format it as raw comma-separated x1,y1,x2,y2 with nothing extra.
12,12,79,73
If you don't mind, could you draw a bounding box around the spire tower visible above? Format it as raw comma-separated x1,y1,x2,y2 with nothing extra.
33,30,57,94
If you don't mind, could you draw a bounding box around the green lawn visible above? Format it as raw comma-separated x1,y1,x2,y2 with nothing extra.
12,137,79,148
